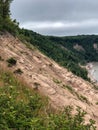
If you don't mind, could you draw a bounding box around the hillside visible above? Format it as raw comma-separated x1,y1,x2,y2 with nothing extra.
18,29,98,80
0,68,95,130
0,0,98,129
0,32,98,129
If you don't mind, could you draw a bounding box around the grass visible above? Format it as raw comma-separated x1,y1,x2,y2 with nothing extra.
63,85,75,94
76,94,89,104
63,85,89,104
96,102,98,105
0,56,4,61
53,78,62,84
93,85,98,90
0,66,95,129
0,67,49,129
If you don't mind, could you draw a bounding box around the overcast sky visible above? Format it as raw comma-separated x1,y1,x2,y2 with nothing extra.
11,0,98,36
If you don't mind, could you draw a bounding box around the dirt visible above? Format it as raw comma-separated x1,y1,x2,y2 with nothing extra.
94,43,98,50
0,32,98,128
73,44,85,51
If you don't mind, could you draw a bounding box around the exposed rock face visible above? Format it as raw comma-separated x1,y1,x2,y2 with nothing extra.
94,43,98,50
0,33,98,128
73,44,85,51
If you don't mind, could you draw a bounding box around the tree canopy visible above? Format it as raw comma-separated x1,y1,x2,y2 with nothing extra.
0,0,19,34
4,0,13,18
0,0,13,18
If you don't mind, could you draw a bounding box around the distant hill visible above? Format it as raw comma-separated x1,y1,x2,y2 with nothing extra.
17,29,98,80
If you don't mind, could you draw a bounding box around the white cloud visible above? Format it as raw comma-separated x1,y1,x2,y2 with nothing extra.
11,0,98,35
20,19,98,30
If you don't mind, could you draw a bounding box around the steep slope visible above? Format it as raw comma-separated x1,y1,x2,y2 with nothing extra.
0,68,49,129
19,29,98,81
18,29,89,80
0,33,98,128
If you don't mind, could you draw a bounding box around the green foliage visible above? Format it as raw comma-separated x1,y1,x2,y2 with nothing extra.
48,106,96,130
53,78,62,84
0,2,96,128
0,56,3,61
93,85,98,90
0,0,19,35
63,85,74,93
0,69,96,129
14,68,23,75
1,0,13,19
3,17,19,35
17,29,98,81
0,70,47,129
7,57,17,66
96,102,98,105
63,85,89,104
17,29,91,80
78,95,89,104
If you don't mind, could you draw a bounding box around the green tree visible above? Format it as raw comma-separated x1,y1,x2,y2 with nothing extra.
0,0,13,31
0,0,19,34
0,0,13,19
0,0,3,29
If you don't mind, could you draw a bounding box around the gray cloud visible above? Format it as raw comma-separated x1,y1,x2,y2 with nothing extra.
11,0,98,36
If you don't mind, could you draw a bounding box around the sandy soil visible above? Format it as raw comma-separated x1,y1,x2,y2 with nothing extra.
0,33,98,128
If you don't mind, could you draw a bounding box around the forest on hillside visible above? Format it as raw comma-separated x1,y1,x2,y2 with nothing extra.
18,29,98,80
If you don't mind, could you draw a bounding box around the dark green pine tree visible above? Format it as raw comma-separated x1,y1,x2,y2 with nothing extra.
2,0,13,19
0,0,3,29
0,0,13,30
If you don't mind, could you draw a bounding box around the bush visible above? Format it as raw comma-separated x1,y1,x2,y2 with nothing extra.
7,57,17,67
0,56,4,61
14,68,23,75
0,70,96,129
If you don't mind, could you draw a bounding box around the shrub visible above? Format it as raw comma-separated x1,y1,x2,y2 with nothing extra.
0,56,4,61
14,68,23,75
0,70,96,129
7,57,17,67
